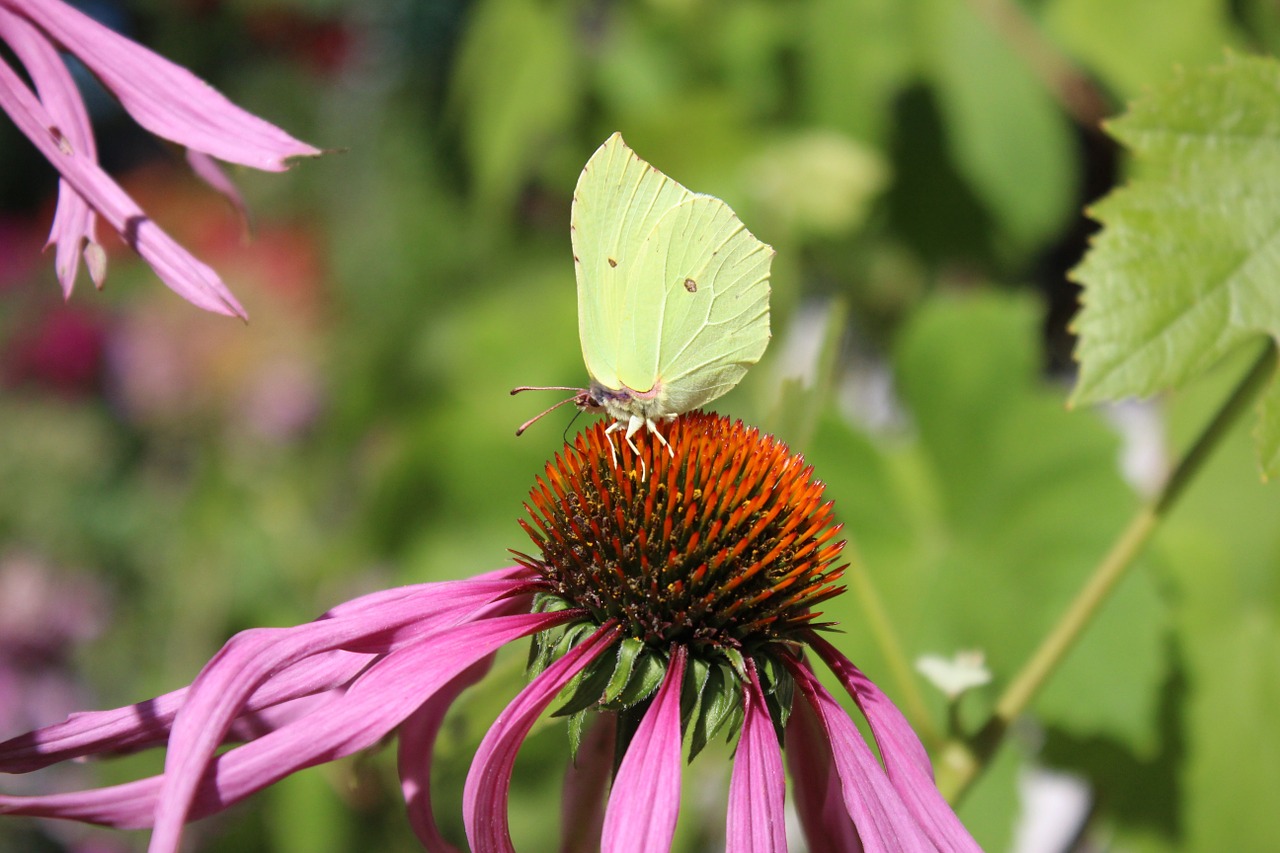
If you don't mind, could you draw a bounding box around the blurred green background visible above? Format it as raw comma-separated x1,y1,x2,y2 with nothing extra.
2,0,1278,851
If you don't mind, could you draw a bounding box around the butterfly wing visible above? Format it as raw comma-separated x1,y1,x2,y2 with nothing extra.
572,133,694,393
622,195,772,413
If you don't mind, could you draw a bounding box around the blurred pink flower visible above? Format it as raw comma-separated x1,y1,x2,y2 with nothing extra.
0,552,108,739
3,303,105,395
0,0,320,318
0,416,980,852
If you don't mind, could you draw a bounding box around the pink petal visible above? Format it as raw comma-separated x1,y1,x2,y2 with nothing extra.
786,659,934,853
322,567,536,620
0,610,570,846
784,696,862,852
398,655,496,853
0,573,535,772
600,645,688,853
185,150,249,236
464,624,621,853
148,583,538,851
808,635,981,853
6,0,320,171
0,649,374,771
0,5,99,297
726,659,787,853
561,714,616,853
0,53,246,316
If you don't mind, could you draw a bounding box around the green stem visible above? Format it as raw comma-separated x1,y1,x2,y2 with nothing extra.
935,342,1277,803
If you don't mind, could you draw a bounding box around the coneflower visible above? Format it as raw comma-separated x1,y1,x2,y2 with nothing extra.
0,0,318,317
0,412,980,852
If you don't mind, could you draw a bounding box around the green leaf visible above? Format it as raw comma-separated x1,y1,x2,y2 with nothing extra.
1153,370,1280,848
917,0,1078,255
450,0,579,213
797,0,914,144
1071,54,1280,477
1046,0,1241,97
1257,375,1280,480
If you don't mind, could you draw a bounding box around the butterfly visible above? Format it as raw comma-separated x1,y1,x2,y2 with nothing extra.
515,133,772,455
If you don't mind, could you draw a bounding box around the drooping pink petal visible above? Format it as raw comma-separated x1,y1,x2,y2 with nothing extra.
785,694,862,852
5,0,320,171
808,634,981,853
600,645,688,853
148,583,541,851
0,572,538,772
0,52,246,316
785,659,934,853
464,623,622,853
319,566,538,620
726,659,787,853
1,610,573,847
398,655,496,853
561,713,616,853
185,150,249,235
0,5,99,297
0,648,374,771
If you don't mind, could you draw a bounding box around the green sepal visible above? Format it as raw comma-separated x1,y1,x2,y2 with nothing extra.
552,649,615,718
756,655,795,743
598,645,665,711
602,637,648,705
680,650,711,722
531,591,571,614
721,647,748,681
566,708,588,762
680,653,711,753
688,661,743,760
528,619,593,680
525,595,580,679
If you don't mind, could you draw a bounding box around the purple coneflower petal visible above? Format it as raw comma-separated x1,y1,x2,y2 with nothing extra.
785,695,862,852
561,714,615,853
0,571,533,770
2,610,572,851
600,645,688,853
0,649,374,771
399,656,496,853
787,659,933,853
148,583,541,852
4,0,320,171
726,659,787,853
0,5,99,297
323,567,535,620
464,623,621,853
808,635,981,853
0,52,246,316
185,150,250,235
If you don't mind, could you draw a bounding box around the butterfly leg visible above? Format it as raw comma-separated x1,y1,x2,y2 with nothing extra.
622,415,645,454
603,421,623,465
644,418,674,457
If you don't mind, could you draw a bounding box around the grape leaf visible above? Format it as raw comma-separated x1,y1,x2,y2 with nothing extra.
1071,53,1280,478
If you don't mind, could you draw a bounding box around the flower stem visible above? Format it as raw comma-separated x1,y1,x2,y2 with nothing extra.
935,341,1278,803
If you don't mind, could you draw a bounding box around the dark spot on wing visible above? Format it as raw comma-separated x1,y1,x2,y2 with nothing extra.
608,257,618,268
684,278,697,293
573,255,580,263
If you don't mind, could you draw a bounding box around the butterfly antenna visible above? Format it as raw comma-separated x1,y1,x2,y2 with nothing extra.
516,394,582,436
511,386,584,395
